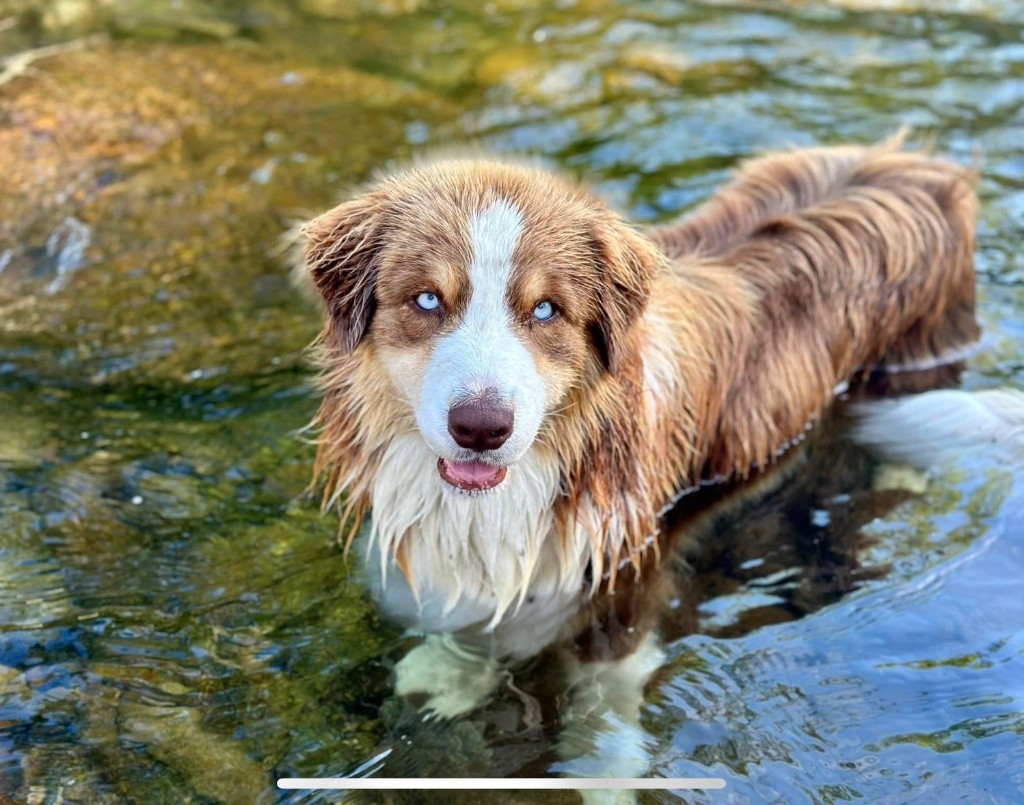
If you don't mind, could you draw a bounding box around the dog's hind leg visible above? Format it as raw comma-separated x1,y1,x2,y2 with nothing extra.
870,154,981,373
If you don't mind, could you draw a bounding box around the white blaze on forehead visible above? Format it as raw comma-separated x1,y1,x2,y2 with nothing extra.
464,199,524,338
456,199,531,405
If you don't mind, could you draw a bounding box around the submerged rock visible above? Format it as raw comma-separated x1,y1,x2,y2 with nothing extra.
0,38,456,389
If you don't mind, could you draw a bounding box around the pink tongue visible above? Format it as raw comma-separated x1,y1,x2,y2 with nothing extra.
445,460,500,485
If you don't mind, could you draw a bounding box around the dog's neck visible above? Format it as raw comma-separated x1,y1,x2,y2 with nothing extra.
364,432,593,655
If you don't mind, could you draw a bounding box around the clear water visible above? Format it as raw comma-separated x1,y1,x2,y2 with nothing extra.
0,1,1022,801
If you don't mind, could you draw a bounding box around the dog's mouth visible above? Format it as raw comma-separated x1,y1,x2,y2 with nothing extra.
437,458,508,492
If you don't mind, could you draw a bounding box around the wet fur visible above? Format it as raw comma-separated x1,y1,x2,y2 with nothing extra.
299,135,978,651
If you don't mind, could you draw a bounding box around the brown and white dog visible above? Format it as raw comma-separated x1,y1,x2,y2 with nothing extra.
297,135,978,667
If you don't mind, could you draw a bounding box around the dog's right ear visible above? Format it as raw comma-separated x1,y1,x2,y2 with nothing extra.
300,192,385,354
587,213,662,374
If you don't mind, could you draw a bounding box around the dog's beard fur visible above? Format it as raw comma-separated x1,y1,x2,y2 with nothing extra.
367,433,588,639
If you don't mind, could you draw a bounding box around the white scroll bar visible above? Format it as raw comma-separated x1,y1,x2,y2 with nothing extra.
278,778,726,790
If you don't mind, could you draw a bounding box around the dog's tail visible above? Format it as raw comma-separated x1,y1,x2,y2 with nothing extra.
650,129,945,259
851,388,1024,469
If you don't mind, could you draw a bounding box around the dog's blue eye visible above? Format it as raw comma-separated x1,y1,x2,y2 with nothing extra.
416,292,440,311
533,301,555,321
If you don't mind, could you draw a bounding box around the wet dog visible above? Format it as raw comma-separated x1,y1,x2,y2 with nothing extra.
296,135,978,667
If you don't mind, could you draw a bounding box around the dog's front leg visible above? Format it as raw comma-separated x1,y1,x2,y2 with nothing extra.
393,632,503,719
554,632,666,804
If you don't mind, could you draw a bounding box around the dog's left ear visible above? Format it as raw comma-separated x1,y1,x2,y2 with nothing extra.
589,214,662,373
300,192,386,354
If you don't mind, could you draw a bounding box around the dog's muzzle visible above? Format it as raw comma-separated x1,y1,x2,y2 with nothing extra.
438,389,513,492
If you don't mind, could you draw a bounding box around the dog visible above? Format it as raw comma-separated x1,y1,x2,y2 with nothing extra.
295,135,978,670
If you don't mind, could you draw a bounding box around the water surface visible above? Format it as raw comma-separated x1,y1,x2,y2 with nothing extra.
1,1,1022,801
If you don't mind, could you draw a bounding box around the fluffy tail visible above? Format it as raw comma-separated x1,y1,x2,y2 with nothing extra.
851,388,1024,469
650,130,943,260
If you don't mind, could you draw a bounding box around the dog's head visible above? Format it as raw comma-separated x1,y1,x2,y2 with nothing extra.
301,160,661,494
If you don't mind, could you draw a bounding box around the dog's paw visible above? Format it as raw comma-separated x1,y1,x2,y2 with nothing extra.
394,633,500,719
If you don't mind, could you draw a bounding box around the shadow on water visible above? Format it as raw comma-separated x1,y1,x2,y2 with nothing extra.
1,0,1023,802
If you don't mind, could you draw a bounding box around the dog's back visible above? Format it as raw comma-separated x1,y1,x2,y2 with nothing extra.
640,136,978,486
652,133,976,289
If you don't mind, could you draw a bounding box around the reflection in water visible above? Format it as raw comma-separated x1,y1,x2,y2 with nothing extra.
1,0,1023,801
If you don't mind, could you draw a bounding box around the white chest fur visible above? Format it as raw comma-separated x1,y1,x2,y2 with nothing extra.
362,433,590,658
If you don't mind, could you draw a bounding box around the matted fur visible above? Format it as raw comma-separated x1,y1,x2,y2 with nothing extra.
299,136,978,645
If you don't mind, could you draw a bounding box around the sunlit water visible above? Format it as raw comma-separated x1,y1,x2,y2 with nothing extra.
1,1,1022,802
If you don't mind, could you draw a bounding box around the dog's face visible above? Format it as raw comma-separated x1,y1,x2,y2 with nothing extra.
303,161,659,494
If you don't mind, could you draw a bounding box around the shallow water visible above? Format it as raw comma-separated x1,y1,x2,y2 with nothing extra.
1,0,1023,802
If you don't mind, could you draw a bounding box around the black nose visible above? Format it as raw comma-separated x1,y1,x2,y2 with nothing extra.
448,397,514,451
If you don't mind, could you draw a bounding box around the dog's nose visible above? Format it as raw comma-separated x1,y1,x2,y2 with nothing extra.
448,397,514,451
